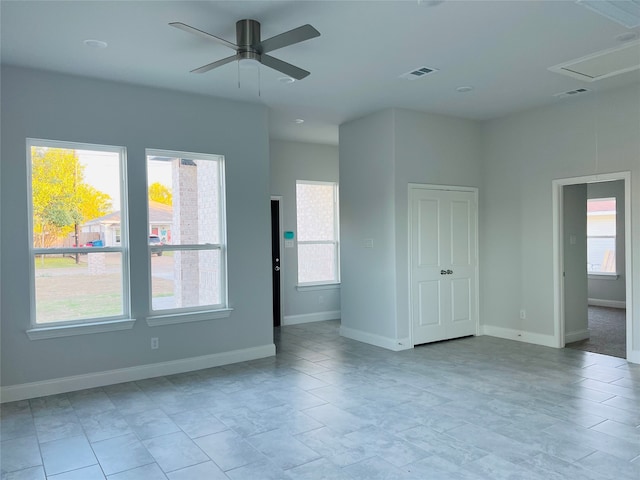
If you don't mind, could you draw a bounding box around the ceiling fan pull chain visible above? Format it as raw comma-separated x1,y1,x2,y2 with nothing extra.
237,61,241,89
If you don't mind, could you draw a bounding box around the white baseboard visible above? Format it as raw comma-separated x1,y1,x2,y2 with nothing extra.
339,326,411,351
588,298,626,308
481,325,557,348
0,344,275,404
627,349,640,364
283,310,340,326
564,329,590,343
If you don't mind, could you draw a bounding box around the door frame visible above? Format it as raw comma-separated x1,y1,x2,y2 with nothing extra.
407,183,480,347
271,196,284,327
552,171,634,359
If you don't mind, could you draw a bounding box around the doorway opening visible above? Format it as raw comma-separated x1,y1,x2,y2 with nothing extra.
271,197,283,327
566,306,626,358
552,172,633,360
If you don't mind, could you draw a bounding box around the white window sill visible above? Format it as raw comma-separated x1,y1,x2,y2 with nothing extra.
296,283,341,292
588,273,620,280
27,318,136,340
146,308,233,327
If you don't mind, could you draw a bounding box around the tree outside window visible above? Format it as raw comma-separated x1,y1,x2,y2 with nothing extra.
28,140,128,325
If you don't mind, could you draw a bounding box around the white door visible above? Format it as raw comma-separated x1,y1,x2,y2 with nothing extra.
410,186,478,345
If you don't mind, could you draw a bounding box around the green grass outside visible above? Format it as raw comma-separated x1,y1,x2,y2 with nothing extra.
34,255,85,269
35,270,174,323
36,293,122,323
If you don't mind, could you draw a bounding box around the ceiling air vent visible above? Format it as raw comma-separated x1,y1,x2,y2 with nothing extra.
399,66,439,80
548,40,640,82
553,87,591,98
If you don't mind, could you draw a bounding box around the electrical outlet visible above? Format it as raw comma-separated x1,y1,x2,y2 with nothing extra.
519,309,526,320
151,337,159,349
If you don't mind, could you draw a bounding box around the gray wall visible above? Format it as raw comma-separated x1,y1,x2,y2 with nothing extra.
481,84,640,357
269,140,340,321
393,109,482,340
1,66,273,387
339,109,482,344
587,180,626,304
339,110,398,340
563,184,588,341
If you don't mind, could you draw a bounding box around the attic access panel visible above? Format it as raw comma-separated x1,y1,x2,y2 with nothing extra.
548,40,640,81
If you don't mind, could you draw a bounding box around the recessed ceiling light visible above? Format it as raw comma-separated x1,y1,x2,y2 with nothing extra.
278,76,295,84
294,119,304,124
84,39,108,48
456,86,474,93
616,31,639,42
417,0,445,7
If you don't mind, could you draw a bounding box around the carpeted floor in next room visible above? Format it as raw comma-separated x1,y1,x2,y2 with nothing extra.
566,306,626,359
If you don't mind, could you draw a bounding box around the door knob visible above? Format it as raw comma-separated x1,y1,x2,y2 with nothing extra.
447,269,453,274
441,270,447,275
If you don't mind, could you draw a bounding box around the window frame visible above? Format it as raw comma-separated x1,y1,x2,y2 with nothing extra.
587,197,617,275
295,180,341,287
145,148,230,321
26,138,132,336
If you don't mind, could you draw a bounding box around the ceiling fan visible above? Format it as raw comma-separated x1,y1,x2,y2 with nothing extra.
170,19,320,80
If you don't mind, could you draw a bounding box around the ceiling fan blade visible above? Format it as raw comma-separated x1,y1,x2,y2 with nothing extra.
255,24,320,54
169,22,237,50
260,54,310,80
190,55,237,74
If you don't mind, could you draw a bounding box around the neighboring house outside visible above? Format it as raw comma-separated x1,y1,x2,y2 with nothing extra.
78,200,172,246
148,201,172,244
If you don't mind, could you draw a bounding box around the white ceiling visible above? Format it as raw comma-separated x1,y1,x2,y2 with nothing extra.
2,0,639,145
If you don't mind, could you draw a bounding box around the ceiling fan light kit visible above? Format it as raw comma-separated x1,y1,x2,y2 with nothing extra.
170,18,320,80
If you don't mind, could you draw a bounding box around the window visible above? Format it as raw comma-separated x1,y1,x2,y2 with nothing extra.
27,139,129,328
587,197,616,273
296,181,340,285
146,149,227,313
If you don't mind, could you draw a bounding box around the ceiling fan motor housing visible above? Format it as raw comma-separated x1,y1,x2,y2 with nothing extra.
237,19,262,61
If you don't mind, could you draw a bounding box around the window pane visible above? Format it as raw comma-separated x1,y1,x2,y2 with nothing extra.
29,141,127,326
147,156,221,245
587,215,616,236
34,252,123,323
296,183,335,241
147,150,227,313
587,237,616,273
31,147,119,248
151,249,221,310
587,197,616,273
298,244,337,284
